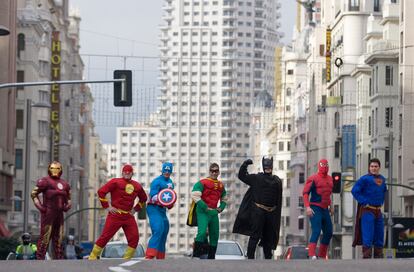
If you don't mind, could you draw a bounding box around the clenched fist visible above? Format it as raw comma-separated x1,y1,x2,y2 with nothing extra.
244,159,253,165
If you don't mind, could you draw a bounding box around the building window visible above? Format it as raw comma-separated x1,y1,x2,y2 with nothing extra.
287,69,294,75
299,173,305,184
14,191,22,212
374,0,380,12
385,66,393,86
385,107,393,128
15,149,23,169
278,161,284,170
38,151,48,166
16,109,24,129
298,196,304,208
17,70,24,90
17,33,25,57
286,197,290,207
38,120,49,137
286,216,290,227
298,217,304,230
335,141,340,158
349,0,360,11
368,116,372,135
278,142,284,151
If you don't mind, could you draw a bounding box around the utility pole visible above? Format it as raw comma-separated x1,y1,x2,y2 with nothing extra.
23,100,32,234
387,131,393,257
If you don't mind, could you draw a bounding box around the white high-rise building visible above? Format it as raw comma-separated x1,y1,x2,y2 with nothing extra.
153,0,282,254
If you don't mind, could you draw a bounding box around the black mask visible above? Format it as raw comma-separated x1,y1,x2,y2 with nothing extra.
262,157,273,171
23,240,30,245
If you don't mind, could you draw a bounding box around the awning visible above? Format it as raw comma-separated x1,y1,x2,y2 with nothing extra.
0,217,11,237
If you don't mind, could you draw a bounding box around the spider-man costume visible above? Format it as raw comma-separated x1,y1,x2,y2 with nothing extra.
302,159,333,259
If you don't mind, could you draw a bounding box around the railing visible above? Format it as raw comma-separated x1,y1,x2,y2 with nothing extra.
372,40,399,53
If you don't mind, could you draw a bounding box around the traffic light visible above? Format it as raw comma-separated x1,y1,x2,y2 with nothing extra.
113,70,132,107
332,172,342,194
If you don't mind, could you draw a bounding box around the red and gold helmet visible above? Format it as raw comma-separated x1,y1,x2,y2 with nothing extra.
48,161,62,178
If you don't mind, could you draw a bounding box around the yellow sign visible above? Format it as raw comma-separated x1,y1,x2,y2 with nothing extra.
326,28,331,83
51,31,61,161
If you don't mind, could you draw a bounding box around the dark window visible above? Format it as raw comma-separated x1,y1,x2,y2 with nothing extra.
369,78,372,96
334,141,340,158
368,116,372,135
17,70,24,90
15,149,23,169
287,69,294,75
319,44,325,56
385,107,393,128
298,217,304,230
385,66,393,86
374,0,380,12
14,191,22,212
17,33,25,58
298,196,304,208
299,173,305,184
16,109,24,129
383,147,390,169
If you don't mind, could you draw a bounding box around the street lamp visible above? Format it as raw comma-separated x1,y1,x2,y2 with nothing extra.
0,25,10,36
23,99,51,233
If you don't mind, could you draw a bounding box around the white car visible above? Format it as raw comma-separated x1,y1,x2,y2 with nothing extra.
215,240,246,260
100,241,145,260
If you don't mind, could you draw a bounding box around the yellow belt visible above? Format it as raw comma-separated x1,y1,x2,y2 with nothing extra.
116,209,131,214
365,205,381,210
255,202,277,212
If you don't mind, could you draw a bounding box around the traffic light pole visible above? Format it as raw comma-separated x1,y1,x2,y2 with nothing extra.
0,78,125,89
387,131,394,257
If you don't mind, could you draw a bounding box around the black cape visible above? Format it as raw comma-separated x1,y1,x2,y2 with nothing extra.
232,177,283,250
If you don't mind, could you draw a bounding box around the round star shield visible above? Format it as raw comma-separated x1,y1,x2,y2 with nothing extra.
158,188,177,207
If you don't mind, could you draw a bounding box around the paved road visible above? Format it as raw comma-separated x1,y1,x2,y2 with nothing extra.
0,259,413,272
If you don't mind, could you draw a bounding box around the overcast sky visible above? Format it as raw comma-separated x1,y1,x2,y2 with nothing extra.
70,0,297,143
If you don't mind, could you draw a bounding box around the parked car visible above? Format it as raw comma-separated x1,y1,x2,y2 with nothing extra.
99,241,145,260
282,245,329,260
282,245,308,260
215,240,246,260
185,240,246,260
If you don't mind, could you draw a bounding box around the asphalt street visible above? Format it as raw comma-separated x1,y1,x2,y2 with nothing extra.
0,259,413,272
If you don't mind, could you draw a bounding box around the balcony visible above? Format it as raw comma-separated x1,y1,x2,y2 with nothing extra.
381,1,399,25
370,40,399,54
365,16,382,39
162,4,173,11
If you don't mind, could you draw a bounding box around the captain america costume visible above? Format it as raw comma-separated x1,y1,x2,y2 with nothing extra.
145,162,175,259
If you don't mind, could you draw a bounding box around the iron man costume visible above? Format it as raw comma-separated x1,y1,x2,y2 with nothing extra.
31,161,71,260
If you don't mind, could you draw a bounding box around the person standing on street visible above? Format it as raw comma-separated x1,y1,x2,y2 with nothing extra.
233,157,283,259
31,161,71,260
352,158,387,258
302,159,334,259
89,164,147,260
145,162,176,260
191,163,228,259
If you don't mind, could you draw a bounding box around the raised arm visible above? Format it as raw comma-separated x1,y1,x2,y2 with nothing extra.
238,159,255,186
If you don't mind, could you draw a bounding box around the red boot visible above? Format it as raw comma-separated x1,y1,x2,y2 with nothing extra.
308,243,317,259
318,244,329,259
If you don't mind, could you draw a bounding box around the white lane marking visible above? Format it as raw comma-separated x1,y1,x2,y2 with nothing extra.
108,267,130,272
120,260,141,267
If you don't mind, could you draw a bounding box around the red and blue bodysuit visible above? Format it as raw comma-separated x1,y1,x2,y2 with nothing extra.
145,162,175,260
302,159,333,259
352,170,387,258
89,164,147,260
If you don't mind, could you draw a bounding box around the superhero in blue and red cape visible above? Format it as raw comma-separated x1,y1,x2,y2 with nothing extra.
302,159,333,259
352,158,387,258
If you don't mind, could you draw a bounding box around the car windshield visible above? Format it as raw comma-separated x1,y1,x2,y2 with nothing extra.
101,244,144,258
216,242,242,256
291,247,308,259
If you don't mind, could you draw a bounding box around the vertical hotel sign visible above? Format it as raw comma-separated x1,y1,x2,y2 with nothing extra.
51,31,61,161
326,28,331,82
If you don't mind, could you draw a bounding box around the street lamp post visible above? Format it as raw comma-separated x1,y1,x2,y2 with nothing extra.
387,132,394,257
23,99,51,233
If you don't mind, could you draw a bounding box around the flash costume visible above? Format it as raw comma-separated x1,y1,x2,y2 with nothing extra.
89,164,147,260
